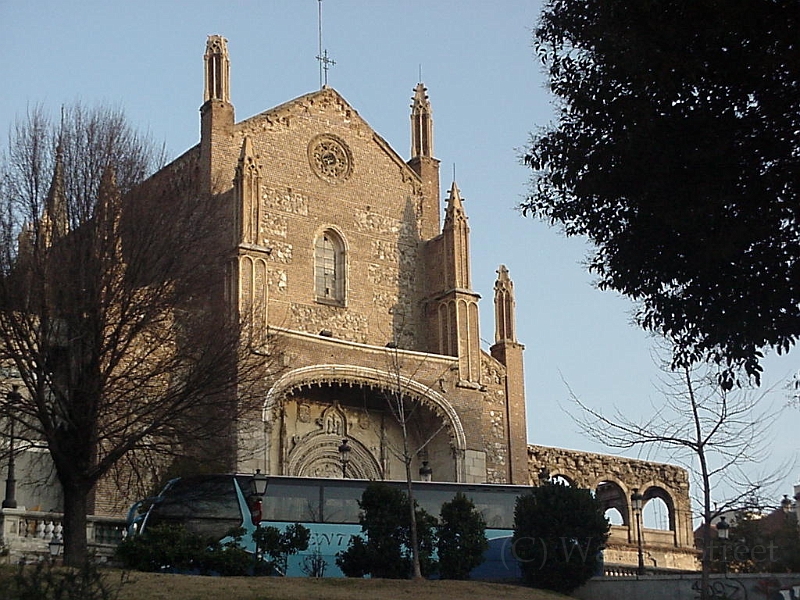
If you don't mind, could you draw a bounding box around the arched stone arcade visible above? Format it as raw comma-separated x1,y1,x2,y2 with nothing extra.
529,445,697,571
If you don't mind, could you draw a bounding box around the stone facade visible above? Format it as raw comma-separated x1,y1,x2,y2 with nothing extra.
181,35,531,485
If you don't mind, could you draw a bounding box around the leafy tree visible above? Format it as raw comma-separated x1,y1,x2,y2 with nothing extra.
0,104,277,565
336,534,370,578
437,492,488,579
713,505,800,573
415,505,439,577
512,480,608,594
523,0,800,385
253,523,310,576
336,483,437,579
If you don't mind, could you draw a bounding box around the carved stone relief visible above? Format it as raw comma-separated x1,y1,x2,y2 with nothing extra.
275,382,456,483
262,186,309,216
290,303,368,343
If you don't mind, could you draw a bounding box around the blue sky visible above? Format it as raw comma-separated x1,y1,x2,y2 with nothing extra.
2,0,797,513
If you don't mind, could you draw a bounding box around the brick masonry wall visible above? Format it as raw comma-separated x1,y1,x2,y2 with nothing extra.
223,89,431,351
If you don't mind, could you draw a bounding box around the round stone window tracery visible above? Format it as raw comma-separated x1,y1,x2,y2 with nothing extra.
308,134,353,183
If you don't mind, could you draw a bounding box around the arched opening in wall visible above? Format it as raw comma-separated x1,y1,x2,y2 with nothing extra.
277,381,455,482
605,507,624,526
642,487,675,531
550,473,574,487
595,480,628,526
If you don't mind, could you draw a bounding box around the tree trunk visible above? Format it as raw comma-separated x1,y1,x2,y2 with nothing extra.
700,516,711,600
405,460,423,580
400,404,423,580
61,481,90,566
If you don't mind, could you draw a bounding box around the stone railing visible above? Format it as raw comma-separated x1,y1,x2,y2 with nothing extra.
0,508,127,562
604,564,640,577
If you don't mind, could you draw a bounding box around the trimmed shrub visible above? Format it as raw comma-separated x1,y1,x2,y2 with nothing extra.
438,492,488,579
513,481,609,594
336,483,437,578
115,524,250,576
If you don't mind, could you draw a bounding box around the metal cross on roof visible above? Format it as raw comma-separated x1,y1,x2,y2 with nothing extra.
316,0,335,88
317,48,336,88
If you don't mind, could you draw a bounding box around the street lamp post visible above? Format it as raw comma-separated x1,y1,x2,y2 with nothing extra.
250,469,269,503
418,461,432,482
48,535,62,564
630,487,645,576
716,515,730,574
249,469,269,566
3,385,22,509
338,438,351,478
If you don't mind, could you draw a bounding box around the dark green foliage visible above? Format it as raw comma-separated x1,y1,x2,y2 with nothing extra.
115,524,208,573
0,560,125,600
115,524,250,576
513,482,609,594
200,528,253,576
336,483,437,579
253,523,310,576
523,0,800,385
415,506,439,577
357,483,406,577
336,535,370,578
711,510,800,573
117,522,310,577
437,492,489,579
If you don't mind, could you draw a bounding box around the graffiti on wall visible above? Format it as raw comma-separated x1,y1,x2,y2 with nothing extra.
691,577,800,600
692,578,748,600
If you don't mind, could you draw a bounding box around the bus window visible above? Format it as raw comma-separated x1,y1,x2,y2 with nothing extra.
412,487,453,519
146,475,242,540
322,484,361,524
469,488,520,529
262,481,322,522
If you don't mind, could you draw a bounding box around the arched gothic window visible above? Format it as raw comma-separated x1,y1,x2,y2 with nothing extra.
315,229,345,304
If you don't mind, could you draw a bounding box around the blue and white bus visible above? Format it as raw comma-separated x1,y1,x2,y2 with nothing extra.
127,474,529,578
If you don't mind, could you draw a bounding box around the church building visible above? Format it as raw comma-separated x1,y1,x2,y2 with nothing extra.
187,35,529,484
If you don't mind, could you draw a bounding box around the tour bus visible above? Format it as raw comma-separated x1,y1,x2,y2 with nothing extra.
126,474,530,578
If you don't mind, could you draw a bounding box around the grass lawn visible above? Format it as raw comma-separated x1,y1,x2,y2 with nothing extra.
115,571,573,600
1,566,574,600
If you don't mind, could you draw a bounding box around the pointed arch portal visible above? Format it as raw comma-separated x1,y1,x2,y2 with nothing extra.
263,365,467,482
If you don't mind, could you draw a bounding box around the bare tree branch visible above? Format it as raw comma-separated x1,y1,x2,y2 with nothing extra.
567,349,784,596
0,104,281,565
